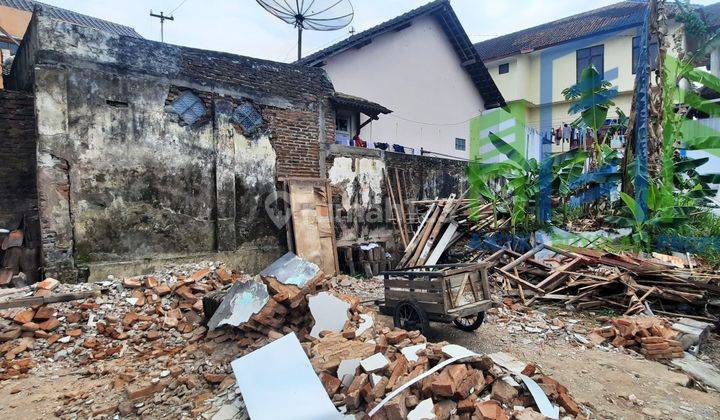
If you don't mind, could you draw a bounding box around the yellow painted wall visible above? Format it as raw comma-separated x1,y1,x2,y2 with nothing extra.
485,23,686,132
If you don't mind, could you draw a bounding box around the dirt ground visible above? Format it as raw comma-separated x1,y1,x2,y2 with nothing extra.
0,275,718,419
377,310,720,420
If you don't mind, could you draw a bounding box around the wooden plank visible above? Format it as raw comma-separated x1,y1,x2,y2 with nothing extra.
384,289,444,304
383,278,440,291
404,204,442,268
446,300,493,317
479,266,491,301
287,179,339,277
0,290,101,309
453,273,470,307
394,168,410,246
500,244,546,272
416,194,459,266
425,220,458,266
383,168,408,247
534,257,584,291
498,269,546,293
407,202,435,248
384,299,445,314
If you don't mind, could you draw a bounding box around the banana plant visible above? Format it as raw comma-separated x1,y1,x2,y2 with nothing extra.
607,183,690,249
562,64,617,166
468,133,587,232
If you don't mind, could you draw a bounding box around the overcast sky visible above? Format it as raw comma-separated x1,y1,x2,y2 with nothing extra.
40,0,720,63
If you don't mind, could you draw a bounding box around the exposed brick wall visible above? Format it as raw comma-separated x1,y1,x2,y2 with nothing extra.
0,89,37,227
263,107,322,178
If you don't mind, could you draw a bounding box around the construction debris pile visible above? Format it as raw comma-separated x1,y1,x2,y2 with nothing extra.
485,244,719,322
306,327,585,419
0,252,589,419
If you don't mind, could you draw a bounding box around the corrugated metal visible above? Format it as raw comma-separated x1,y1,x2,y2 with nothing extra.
0,0,142,38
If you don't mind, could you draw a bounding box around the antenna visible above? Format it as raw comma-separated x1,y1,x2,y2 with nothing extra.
255,0,354,61
150,10,174,42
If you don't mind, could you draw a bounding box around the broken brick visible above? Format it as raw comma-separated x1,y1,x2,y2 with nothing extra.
13,309,35,324
38,317,60,332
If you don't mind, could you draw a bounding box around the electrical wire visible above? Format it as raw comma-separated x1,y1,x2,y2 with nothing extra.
170,0,190,14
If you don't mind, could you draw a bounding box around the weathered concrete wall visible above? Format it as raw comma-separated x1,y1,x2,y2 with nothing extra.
12,11,336,282
325,144,467,247
0,89,37,228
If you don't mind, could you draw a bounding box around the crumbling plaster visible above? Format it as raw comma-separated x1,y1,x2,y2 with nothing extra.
16,11,335,281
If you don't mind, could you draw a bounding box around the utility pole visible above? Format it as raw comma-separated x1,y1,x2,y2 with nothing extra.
150,10,174,42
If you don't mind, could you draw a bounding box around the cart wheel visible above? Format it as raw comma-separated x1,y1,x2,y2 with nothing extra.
453,312,485,331
393,300,429,335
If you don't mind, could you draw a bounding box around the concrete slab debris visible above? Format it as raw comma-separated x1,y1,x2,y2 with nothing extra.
407,398,436,420
206,278,269,331
308,292,351,339
259,251,321,287
337,358,361,388
360,353,389,373
671,352,720,392
488,352,527,374
401,343,427,362
230,332,342,419
355,313,374,336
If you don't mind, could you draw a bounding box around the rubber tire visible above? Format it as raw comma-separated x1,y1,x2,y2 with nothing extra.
393,300,429,336
453,311,485,331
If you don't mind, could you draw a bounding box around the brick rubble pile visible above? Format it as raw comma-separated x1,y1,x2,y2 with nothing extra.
0,261,588,419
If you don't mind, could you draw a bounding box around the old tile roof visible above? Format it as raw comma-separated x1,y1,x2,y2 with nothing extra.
0,0,142,38
332,92,392,118
474,1,648,62
297,0,505,109
703,2,720,29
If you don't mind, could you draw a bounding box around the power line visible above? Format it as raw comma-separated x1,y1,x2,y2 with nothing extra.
170,0,190,14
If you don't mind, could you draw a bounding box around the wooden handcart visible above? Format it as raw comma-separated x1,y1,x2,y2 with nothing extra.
379,263,493,335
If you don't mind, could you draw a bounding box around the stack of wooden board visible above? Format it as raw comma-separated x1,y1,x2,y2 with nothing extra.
395,196,500,269
338,244,390,278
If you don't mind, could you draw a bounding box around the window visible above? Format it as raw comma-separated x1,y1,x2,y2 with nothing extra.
171,91,206,125
232,102,263,133
455,138,466,151
576,45,604,81
0,41,19,55
632,36,659,74
499,63,509,74
335,115,351,145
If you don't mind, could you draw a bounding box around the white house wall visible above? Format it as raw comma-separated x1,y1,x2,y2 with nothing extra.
321,15,485,159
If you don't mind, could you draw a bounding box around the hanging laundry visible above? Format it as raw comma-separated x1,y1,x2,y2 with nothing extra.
392,144,406,153
374,142,389,151
353,134,367,148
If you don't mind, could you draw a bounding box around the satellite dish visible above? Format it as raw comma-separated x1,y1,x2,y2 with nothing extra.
256,0,354,61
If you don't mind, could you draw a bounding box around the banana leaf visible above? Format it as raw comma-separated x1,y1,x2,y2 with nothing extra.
488,132,529,171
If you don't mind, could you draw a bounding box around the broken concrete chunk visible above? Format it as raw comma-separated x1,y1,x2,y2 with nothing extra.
337,358,361,387
407,398,436,420
401,343,427,362
206,277,269,331
356,313,374,337
308,292,351,339
360,353,389,373
259,251,321,287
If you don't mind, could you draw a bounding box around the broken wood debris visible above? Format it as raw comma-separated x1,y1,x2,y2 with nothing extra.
481,244,719,322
